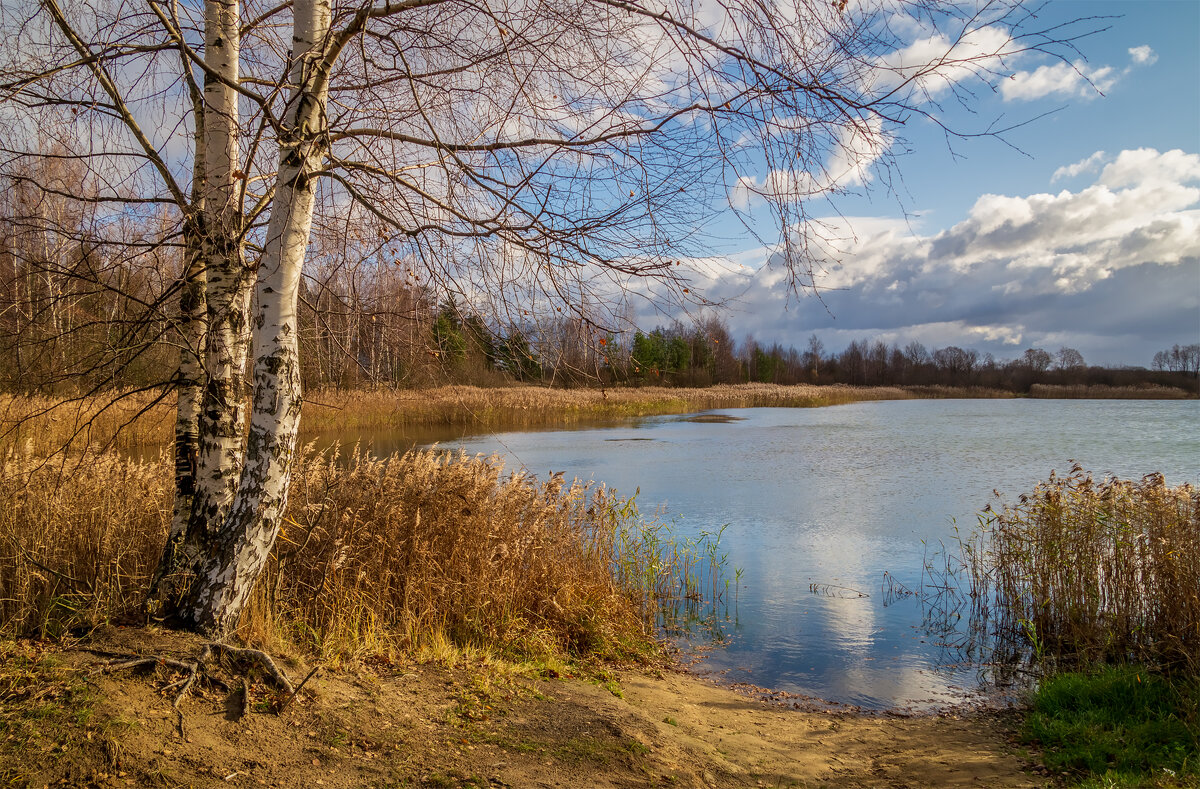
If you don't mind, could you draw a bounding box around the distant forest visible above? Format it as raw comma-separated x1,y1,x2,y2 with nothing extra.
2,235,1196,395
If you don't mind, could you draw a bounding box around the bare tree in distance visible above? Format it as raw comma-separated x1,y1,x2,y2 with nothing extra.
1055,347,1085,371
0,0,1099,635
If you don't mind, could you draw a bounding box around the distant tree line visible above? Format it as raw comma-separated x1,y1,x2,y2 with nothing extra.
1,158,1195,395
572,326,1197,394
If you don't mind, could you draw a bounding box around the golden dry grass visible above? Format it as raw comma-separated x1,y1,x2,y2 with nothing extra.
0,447,700,664
269,383,913,434
0,383,910,456
1029,384,1194,399
0,390,174,456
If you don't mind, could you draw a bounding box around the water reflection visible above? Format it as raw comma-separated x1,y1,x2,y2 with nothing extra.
335,398,1199,710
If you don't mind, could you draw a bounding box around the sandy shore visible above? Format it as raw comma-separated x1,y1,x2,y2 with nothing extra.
1,628,1042,789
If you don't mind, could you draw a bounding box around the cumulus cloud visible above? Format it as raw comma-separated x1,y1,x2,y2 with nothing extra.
873,25,1015,99
689,149,1200,365
1128,45,1158,65
1001,60,1117,101
731,23,1020,209
1098,147,1200,189
1002,45,1159,103
1051,151,1107,182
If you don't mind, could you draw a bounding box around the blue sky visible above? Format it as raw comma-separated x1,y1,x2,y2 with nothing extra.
689,0,1200,367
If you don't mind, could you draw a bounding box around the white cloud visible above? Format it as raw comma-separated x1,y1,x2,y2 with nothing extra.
1002,44,1159,104
689,148,1200,364
1001,60,1117,102
732,22,1018,210
1098,148,1200,189
1052,151,1107,182
874,25,1015,99
1128,45,1158,66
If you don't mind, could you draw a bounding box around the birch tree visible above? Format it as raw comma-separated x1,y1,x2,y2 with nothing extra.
0,0,1094,635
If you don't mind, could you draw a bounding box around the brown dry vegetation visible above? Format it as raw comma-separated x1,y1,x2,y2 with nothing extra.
1028,384,1194,399
0,421,1050,789
0,448,702,667
963,467,1200,673
9,381,1193,460
0,383,914,457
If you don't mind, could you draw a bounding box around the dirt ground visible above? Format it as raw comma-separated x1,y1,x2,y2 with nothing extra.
1,628,1043,789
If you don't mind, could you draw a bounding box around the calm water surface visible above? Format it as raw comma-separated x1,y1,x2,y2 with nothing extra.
352,399,1200,710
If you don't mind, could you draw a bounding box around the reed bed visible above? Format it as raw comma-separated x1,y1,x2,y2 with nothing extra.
1,384,908,456
0,453,168,636
962,466,1200,673
296,383,910,434
899,385,1016,399
0,447,715,664
1029,383,1194,399
0,391,174,457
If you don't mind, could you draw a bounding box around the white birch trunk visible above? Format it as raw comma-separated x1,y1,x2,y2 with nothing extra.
180,0,331,634
190,0,250,529
156,211,207,594
152,73,209,599
155,0,254,614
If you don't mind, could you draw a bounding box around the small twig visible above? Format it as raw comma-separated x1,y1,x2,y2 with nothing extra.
171,666,198,710
277,665,320,714
160,676,191,693
241,677,251,719
78,646,144,660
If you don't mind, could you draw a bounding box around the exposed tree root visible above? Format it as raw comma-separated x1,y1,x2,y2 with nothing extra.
88,642,305,736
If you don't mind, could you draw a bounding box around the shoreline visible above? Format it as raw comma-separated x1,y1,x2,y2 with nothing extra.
1,628,1040,789
5,381,1192,458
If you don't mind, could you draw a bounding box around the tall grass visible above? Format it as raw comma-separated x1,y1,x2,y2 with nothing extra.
961,466,1200,673
1,384,908,457
1029,384,1194,400
0,447,719,664
0,390,174,457
4,383,1191,457
0,453,167,637
297,383,911,435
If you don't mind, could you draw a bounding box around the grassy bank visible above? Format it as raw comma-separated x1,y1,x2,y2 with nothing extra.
297,382,918,435
0,447,720,667
1019,666,1199,788
1029,383,1195,399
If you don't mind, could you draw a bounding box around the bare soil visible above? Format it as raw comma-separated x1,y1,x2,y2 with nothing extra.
1,628,1042,788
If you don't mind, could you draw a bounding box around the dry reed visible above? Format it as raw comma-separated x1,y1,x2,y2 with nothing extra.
0,453,168,636
1,384,908,456
0,390,174,457
3,383,1192,457
291,383,911,434
964,466,1200,673
1029,384,1194,399
1,447,707,664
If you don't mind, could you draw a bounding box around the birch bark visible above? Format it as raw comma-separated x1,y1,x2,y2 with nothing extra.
180,0,331,634
154,0,254,612
156,178,207,597
189,0,252,537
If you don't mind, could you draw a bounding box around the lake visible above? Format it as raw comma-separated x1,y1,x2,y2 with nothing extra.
345,398,1200,710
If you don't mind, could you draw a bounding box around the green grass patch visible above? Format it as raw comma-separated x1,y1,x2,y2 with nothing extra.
1020,666,1199,787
